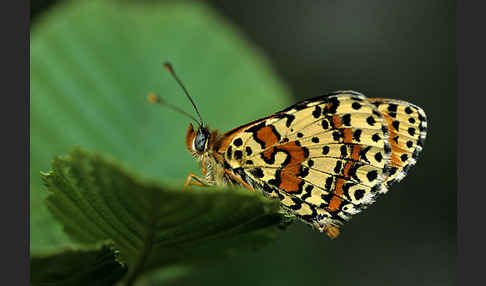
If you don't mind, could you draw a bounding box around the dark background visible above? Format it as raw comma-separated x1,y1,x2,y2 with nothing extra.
31,1,456,285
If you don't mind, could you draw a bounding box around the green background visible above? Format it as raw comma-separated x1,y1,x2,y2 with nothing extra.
31,0,456,285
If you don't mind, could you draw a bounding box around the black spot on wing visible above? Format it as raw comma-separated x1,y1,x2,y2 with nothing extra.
299,165,310,178
387,104,398,112
406,140,414,148
418,113,426,122
308,159,314,167
312,105,322,118
226,146,233,160
268,170,282,187
372,133,381,142
326,97,340,114
275,113,296,128
334,160,343,174
322,146,330,155
234,138,243,147
234,150,243,160
401,154,408,162
342,114,351,126
340,145,348,158
388,167,398,176
325,176,333,191
358,146,371,163
332,131,341,141
353,129,362,142
367,170,378,182
374,152,383,162
352,102,362,110
250,168,264,178
366,116,376,126
354,189,365,200
321,119,329,130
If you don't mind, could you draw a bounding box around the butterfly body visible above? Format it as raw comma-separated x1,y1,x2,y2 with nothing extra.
184,90,427,238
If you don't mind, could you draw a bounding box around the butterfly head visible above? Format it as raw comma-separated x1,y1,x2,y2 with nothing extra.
186,123,211,154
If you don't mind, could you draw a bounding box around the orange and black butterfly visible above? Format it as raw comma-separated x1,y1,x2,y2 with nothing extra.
148,62,427,239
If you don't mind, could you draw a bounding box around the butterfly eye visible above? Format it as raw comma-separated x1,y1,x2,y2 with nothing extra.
194,128,209,152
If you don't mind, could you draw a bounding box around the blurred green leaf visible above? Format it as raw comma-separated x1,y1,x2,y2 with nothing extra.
39,149,286,285
30,0,291,253
30,243,127,286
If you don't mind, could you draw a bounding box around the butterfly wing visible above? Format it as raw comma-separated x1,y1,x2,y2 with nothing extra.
214,91,427,234
366,98,427,188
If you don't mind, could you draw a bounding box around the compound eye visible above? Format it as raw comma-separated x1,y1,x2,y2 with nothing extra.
194,130,208,152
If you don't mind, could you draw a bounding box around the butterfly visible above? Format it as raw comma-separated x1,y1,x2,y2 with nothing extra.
148,62,427,239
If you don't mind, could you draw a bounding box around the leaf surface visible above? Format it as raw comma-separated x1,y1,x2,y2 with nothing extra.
40,149,286,283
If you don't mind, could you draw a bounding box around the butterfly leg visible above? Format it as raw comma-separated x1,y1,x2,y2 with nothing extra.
184,173,207,187
224,169,255,192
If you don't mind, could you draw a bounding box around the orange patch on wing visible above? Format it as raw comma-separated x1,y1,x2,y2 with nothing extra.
256,125,280,149
343,161,353,178
275,141,309,192
343,128,353,143
332,115,342,128
328,178,345,211
217,130,242,153
350,144,361,160
280,166,302,192
343,145,361,180
382,113,408,168
262,147,275,161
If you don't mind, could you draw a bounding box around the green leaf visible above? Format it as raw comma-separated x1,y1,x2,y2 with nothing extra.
30,0,291,253
30,243,127,286
40,149,286,284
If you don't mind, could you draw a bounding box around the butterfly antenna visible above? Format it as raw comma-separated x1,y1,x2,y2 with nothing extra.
147,93,200,125
163,62,204,126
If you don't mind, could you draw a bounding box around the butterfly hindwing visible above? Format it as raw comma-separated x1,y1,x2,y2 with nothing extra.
366,98,427,189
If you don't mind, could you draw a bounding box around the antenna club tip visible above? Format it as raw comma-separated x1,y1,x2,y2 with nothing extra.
147,93,161,104
163,62,173,71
